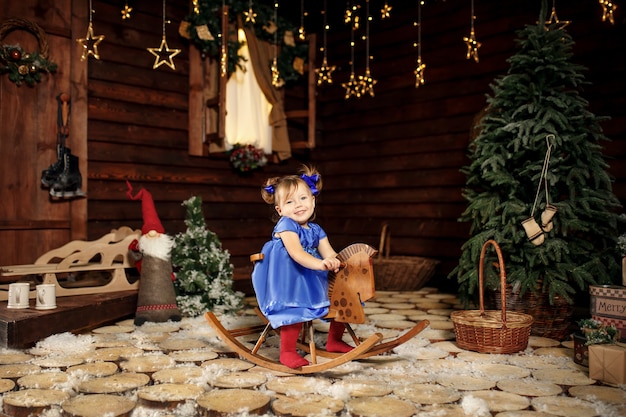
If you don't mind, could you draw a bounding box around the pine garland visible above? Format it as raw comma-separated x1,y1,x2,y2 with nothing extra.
172,196,243,316
182,0,308,84
449,0,624,306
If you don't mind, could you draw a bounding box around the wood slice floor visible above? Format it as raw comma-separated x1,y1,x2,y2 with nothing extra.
0,288,624,417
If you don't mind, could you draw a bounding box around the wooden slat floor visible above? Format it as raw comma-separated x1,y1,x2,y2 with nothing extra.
0,289,623,416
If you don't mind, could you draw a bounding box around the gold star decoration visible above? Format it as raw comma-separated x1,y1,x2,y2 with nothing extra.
381,2,392,19
599,0,617,24
463,29,481,63
315,57,336,85
544,4,570,30
76,23,105,61
414,57,426,87
147,36,181,70
121,3,133,19
244,7,257,23
358,68,377,98
342,73,361,99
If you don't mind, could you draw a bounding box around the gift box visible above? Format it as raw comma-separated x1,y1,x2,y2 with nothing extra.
590,285,626,342
588,343,626,385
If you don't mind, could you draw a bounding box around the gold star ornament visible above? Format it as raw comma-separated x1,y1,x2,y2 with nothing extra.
147,36,181,70
544,5,570,30
244,7,257,23
463,30,481,63
599,0,617,24
121,3,133,20
342,73,361,99
77,23,105,61
381,2,392,19
358,68,377,98
315,57,336,85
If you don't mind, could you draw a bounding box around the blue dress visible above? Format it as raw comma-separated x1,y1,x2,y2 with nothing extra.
252,217,330,328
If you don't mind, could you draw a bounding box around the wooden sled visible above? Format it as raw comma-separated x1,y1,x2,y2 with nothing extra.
0,226,141,300
204,243,430,374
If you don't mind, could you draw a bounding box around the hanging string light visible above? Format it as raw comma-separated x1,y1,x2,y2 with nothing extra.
192,0,200,14
381,2,392,19
342,2,361,99
315,0,336,85
599,0,617,24
544,0,570,29
345,1,361,30
244,0,257,23
77,0,105,61
298,0,306,41
463,0,481,63
414,0,426,87
220,0,227,77
358,0,377,97
271,1,283,87
146,0,181,70
121,1,133,20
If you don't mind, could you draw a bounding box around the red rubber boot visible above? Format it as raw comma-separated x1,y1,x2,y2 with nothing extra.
279,322,309,368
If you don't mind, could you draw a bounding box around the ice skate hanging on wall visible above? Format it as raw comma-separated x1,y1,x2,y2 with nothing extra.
41,93,86,199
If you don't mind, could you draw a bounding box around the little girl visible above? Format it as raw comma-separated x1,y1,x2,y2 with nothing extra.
252,165,354,368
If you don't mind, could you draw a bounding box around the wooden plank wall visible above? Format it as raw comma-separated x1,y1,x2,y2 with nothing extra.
84,0,307,294
0,0,88,266
310,0,626,292
8,0,619,295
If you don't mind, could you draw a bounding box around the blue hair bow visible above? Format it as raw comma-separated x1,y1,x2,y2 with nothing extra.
263,185,275,194
301,174,319,195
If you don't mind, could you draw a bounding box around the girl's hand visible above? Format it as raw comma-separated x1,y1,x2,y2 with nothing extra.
322,257,342,272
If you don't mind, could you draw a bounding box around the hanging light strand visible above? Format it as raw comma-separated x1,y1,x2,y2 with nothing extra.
315,0,336,85
146,0,181,70
244,0,257,23
463,0,481,63
414,0,426,87
77,0,105,61
341,1,360,99
298,0,306,40
271,1,283,87
220,0,227,76
359,0,377,97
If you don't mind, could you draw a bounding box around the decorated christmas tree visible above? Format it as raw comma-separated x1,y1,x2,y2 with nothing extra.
172,196,243,316
449,0,623,307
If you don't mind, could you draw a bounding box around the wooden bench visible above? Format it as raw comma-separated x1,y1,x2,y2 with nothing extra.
0,227,141,300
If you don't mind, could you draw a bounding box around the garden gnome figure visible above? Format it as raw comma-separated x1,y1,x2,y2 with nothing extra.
126,181,181,325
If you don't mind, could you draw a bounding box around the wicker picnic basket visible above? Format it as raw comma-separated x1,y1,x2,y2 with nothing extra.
372,224,440,291
451,239,533,354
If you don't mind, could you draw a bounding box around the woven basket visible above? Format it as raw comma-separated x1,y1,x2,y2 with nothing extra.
451,240,533,354
372,224,440,291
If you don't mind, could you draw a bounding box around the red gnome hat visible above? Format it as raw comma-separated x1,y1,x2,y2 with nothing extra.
126,180,165,235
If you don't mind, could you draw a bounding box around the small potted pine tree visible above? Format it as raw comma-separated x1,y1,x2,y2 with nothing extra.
171,196,243,317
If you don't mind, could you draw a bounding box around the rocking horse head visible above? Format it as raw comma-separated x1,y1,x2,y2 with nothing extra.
328,243,378,324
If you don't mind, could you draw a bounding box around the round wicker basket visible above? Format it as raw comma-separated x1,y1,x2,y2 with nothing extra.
451,239,533,354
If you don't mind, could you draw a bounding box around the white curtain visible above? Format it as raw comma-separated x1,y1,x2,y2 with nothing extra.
225,29,273,153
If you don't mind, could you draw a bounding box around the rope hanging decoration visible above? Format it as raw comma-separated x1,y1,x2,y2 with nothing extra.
0,18,57,86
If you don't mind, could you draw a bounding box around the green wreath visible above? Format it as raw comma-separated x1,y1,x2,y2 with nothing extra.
0,18,58,87
182,0,308,85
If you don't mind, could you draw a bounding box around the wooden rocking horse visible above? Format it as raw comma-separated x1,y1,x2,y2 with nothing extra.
204,243,430,374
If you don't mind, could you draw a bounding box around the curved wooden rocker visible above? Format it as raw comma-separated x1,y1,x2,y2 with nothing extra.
204,243,430,374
